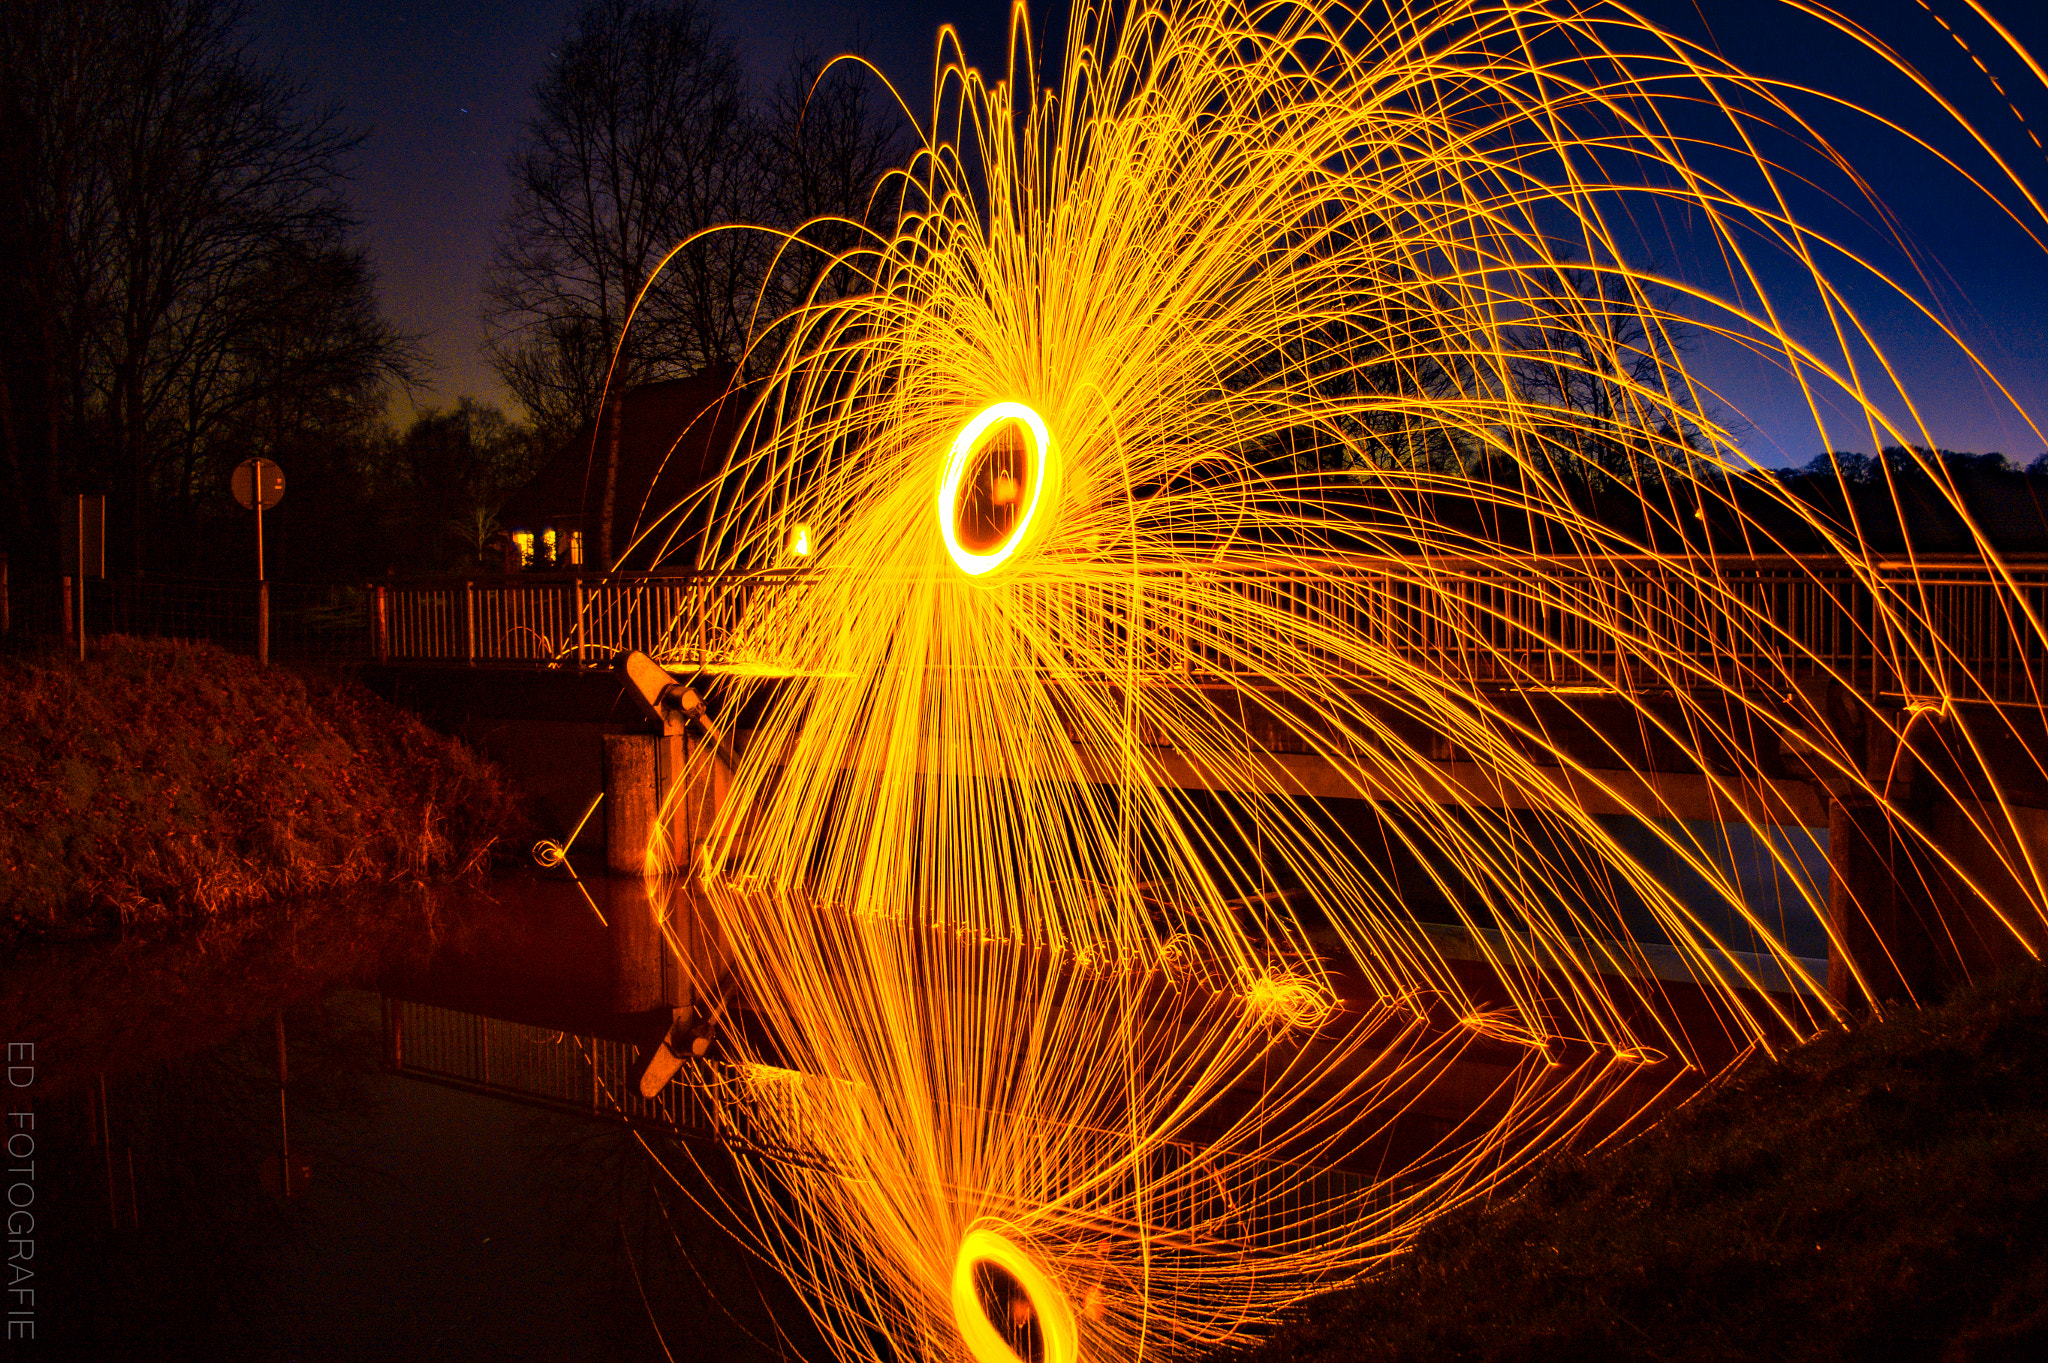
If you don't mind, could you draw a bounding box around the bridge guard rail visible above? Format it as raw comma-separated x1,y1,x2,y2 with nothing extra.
373,557,2048,703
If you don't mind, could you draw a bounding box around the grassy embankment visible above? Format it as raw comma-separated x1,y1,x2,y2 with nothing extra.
1229,964,2048,1363
0,635,529,947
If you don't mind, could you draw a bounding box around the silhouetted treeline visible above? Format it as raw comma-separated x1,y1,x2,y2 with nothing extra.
1766,448,2048,554
485,0,911,447
176,396,550,580
1247,443,2048,560
0,0,432,580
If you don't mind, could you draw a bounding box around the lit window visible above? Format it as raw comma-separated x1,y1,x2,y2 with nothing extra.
543,527,558,563
567,530,584,566
512,531,535,567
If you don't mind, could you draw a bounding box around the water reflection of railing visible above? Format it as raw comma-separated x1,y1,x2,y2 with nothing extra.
383,997,737,1150
382,997,1383,1254
371,556,2048,703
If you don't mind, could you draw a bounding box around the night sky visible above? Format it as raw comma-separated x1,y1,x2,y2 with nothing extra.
244,0,2048,466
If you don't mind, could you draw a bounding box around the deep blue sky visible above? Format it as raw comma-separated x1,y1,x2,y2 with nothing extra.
243,0,2048,465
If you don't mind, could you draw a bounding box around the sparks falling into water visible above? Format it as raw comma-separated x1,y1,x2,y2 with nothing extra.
607,2,2048,1358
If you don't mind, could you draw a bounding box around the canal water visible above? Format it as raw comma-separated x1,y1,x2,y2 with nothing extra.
8,816,1828,1359
6,879,816,1361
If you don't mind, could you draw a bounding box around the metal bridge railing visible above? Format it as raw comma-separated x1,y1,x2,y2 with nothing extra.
375,571,810,669
370,556,2048,703
7,574,372,665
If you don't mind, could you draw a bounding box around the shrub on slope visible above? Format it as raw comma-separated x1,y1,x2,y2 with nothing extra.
0,636,528,942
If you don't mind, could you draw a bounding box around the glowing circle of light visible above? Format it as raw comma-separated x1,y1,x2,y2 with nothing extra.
937,402,1052,576
951,1227,1079,1363
632,0,2048,1357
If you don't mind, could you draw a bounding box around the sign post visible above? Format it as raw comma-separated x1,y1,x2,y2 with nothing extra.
231,458,285,665
61,494,105,662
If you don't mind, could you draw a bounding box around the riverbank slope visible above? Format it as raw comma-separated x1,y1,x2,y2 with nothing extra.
0,636,529,946
1226,964,2048,1362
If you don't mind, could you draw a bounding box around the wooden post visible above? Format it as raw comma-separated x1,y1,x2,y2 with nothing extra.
574,576,587,667
463,578,476,666
373,582,390,664
61,575,74,655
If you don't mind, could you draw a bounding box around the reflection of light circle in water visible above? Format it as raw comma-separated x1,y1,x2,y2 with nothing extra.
937,402,1051,575
951,1227,1078,1363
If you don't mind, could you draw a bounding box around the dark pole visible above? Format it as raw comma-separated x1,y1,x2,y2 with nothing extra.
600,399,621,571
75,496,86,662
255,458,269,667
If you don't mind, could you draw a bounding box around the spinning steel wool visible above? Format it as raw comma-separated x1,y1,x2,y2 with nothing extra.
610,1,2048,1357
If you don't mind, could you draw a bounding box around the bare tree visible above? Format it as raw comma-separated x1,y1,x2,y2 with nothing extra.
483,0,763,445
755,49,911,315
167,241,423,527
485,6,912,446
375,398,546,572
1505,264,1725,488
0,0,117,570
0,0,421,575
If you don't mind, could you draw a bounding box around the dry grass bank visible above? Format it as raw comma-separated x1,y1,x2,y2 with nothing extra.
1223,965,2048,1363
0,635,530,946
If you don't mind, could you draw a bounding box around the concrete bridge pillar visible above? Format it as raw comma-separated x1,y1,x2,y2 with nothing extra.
1826,705,2048,1011
1825,797,1943,1009
667,731,731,875
607,877,684,1014
602,729,730,877
603,732,674,875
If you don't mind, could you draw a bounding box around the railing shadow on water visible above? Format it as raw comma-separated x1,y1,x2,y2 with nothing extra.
381,993,1395,1260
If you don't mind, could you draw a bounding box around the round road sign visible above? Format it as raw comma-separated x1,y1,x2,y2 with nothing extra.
231,457,286,511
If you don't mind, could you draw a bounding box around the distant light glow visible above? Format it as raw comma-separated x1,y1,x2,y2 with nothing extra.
938,402,1051,576
790,523,812,558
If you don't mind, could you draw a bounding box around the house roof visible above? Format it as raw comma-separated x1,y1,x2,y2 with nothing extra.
499,367,746,568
